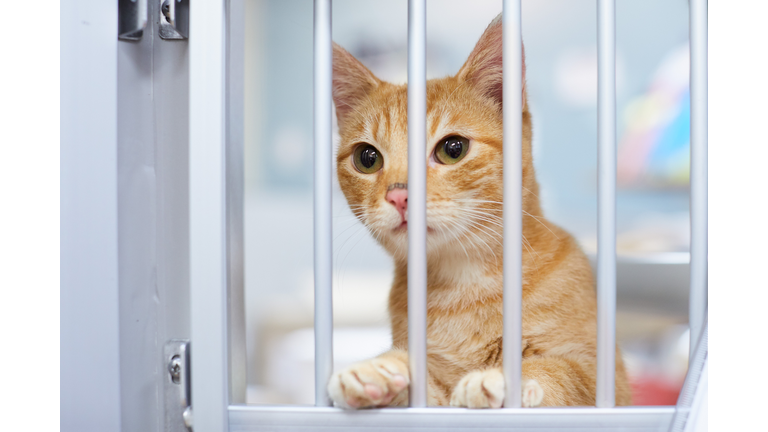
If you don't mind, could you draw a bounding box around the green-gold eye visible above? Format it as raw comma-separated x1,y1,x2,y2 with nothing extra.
353,143,384,174
435,136,469,165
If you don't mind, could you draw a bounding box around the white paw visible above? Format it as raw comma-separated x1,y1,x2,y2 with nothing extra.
327,358,409,409
521,379,544,407
450,369,505,408
450,372,545,408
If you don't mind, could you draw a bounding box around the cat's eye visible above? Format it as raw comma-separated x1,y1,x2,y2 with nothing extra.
434,136,469,165
353,143,384,174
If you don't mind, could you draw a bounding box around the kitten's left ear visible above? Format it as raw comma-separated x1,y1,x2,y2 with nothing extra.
456,14,527,109
332,42,382,128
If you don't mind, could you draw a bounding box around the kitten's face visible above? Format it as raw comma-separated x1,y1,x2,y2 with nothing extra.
336,79,506,261
333,16,533,262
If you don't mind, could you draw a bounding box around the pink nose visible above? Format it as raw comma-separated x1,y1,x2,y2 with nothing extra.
386,188,408,222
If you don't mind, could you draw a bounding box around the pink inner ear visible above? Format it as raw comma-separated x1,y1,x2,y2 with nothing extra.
521,43,527,110
457,14,528,110
332,43,380,126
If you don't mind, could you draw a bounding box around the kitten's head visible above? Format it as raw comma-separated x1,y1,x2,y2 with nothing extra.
333,15,539,264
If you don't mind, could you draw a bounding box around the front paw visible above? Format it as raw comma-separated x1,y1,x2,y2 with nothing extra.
450,369,505,408
327,357,409,409
450,370,544,408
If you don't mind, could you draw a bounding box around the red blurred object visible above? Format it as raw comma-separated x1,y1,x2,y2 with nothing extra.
629,375,684,405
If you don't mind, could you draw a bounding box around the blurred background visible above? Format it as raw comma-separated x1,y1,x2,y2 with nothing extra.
242,0,691,406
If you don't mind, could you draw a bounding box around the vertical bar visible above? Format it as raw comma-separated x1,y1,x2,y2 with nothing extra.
227,0,247,404
313,0,334,407
689,0,708,361
502,0,523,409
407,0,428,408
596,0,617,408
190,0,230,430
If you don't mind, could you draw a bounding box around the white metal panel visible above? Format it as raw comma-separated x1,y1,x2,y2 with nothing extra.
60,0,121,431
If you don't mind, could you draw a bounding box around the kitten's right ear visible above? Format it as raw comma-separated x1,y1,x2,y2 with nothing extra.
333,43,381,128
456,14,527,110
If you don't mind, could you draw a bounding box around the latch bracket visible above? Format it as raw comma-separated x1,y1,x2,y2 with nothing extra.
159,0,190,40
118,0,148,41
165,340,193,431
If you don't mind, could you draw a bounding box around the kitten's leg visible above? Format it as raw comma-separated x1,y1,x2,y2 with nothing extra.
518,356,597,406
449,368,543,408
450,356,613,408
327,349,410,409
522,356,632,406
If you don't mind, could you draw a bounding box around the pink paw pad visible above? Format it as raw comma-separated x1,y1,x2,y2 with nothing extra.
364,384,383,400
392,374,407,390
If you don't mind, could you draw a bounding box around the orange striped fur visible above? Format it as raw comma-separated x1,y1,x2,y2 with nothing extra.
327,15,632,409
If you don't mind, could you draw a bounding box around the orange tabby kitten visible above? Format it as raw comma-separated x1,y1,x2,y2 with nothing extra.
327,15,632,408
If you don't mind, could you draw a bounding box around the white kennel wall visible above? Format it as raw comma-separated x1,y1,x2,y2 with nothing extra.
189,0,708,431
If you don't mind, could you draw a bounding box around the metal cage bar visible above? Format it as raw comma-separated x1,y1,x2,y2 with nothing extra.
407,0,429,408
190,0,230,429
688,0,708,359
596,0,617,408
204,0,708,430
502,0,523,409
313,0,334,407
229,406,676,431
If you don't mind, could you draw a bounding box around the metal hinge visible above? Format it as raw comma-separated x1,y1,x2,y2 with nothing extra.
159,0,189,40
165,340,193,431
119,0,148,41
119,0,188,41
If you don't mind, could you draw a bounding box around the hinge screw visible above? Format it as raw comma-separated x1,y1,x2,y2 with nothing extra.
183,407,194,429
168,354,182,384
161,0,172,23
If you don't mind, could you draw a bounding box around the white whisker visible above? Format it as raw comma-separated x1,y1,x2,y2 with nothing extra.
455,199,560,240
337,226,371,292
522,210,560,239
334,220,364,242
442,218,471,260
521,235,540,274
459,208,543,272
523,186,540,199
334,225,367,296
462,220,499,265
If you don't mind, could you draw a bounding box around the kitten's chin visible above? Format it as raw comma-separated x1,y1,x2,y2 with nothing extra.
391,221,435,234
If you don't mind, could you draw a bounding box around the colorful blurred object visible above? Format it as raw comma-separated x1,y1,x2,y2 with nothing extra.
618,45,690,189
630,375,684,406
